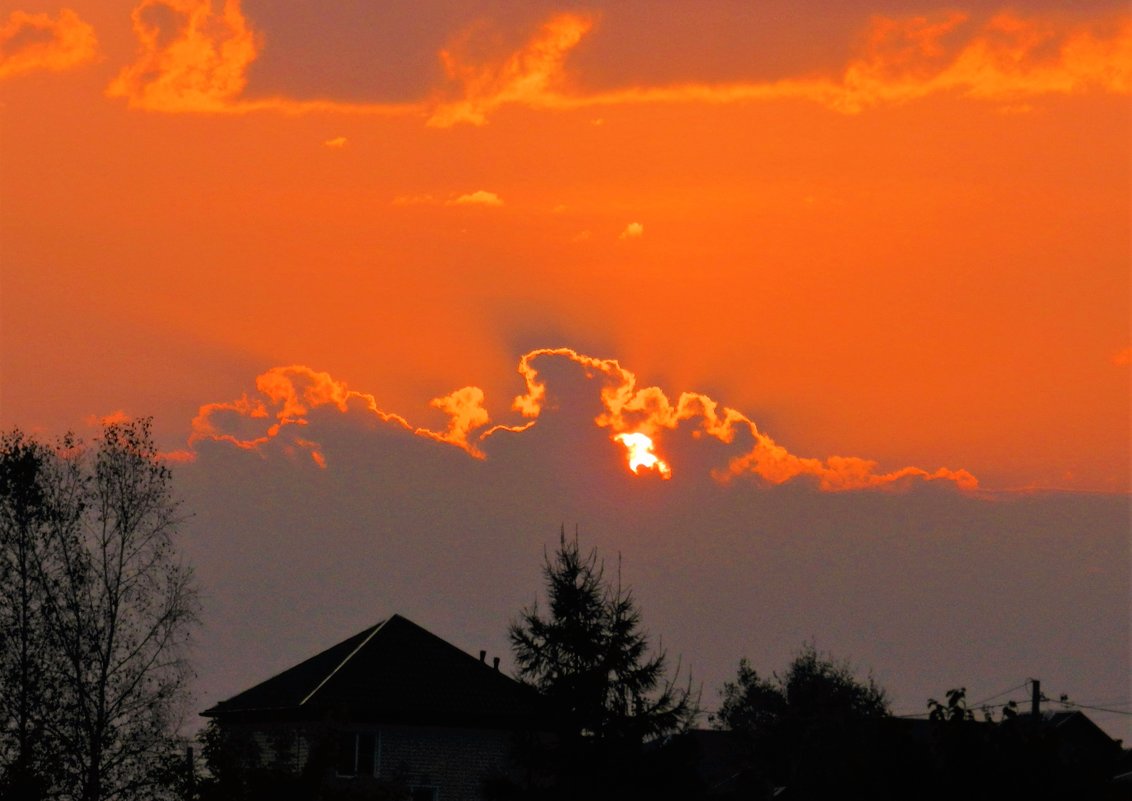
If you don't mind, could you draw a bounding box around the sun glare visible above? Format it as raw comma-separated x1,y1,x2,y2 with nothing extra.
614,432,672,479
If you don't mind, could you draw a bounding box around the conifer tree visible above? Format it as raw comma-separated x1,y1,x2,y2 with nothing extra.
509,529,696,795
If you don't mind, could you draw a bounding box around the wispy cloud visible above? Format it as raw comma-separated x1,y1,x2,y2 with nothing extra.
449,190,504,207
107,0,421,115
428,13,594,127
425,10,1132,125
99,5,1129,121
190,348,977,492
619,222,644,240
0,8,97,80
107,0,259,111
323,135,347,148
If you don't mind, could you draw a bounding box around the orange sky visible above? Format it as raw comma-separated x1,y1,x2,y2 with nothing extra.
1,1,1129,493
3,0,1130,739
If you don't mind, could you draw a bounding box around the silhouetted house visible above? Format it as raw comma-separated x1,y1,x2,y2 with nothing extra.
202,614,542,801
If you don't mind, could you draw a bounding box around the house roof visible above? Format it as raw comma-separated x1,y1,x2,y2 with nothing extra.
202,614,541,729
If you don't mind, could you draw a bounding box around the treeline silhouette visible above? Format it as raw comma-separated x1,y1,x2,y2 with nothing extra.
2,423,1125,800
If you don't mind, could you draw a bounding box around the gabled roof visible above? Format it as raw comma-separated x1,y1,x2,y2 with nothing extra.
202,614,540,729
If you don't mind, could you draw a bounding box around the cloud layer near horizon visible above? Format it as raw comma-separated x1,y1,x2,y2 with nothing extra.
172,374,1129,740
189,348,977,492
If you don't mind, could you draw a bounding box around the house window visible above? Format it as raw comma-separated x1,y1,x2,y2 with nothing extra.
335,731,377,776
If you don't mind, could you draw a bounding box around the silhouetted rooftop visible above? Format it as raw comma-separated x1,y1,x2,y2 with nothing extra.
202,614,539,728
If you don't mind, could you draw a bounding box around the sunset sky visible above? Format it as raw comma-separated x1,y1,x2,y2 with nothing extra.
2,1,1129,736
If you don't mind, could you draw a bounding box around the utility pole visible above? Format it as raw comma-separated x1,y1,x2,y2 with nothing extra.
1031,678,1041,719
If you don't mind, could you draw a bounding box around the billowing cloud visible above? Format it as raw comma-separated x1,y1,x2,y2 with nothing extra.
107,0,260,112
428,13,594,127
189,365,493,464
190,348,976,492
100,6,1129,121
0,8,97,80
106,0,420,115
450,190,504,207
425,10,1132,125
504,348,977,491
830,11,1132,112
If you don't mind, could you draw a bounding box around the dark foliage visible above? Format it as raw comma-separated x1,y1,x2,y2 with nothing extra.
0,420,199,801
713,644,890,799
501,529,698,798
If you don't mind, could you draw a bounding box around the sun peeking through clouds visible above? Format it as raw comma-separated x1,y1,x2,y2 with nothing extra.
614,432,672,479
187,348,977,492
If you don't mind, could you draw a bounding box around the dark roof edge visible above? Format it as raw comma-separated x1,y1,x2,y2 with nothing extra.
199,616,393,718
299,616,394,707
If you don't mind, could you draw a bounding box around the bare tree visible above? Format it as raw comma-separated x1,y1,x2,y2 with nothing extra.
0,420,199,801
0,430,77,798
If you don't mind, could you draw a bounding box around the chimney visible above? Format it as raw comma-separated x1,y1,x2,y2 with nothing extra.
479,650,486,663
492,656,500,671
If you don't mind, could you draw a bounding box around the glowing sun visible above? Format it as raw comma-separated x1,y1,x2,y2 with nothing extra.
614,432,672,479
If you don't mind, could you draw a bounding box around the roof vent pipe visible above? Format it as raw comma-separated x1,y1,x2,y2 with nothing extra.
479,650,486,662
493,656,500,671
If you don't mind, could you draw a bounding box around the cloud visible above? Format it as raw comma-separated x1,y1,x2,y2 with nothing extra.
1113,347,1132,366
189,365,492,463
428,13,594,127
107,0,260,112
99,6,1129,121
323,136,347,148
0,8,97,80
391,193,437,206
190,347,976,493
424,10,1132,126
829,11,1132,113
106,0,421,115
449,190,504,207
619,222,644,240
504,348,977,491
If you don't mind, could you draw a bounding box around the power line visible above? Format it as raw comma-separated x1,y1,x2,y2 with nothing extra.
1051,699,1132,717
969,681,1032,708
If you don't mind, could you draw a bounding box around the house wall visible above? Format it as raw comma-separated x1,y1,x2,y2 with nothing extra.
225,719,522,801
376,723,517,800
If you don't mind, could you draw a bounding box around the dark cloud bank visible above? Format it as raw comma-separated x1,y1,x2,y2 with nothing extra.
177,375,1129,739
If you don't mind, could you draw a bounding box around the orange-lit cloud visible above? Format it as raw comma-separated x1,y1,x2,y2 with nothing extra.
428,13,594,127
107,0,420,115
450,190,504,207
100,6,1129,121
1113,347,1132,366
506,348,977,491
619,222,644,240
107,0,259,112
831,11,1132,112
425,10,1132,125
189,365,493,463
191,348,977,492
323,136,347,148
0,8,97,80
391,193,437,206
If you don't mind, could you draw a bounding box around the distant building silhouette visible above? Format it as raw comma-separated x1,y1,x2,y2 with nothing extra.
202,614,542,800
